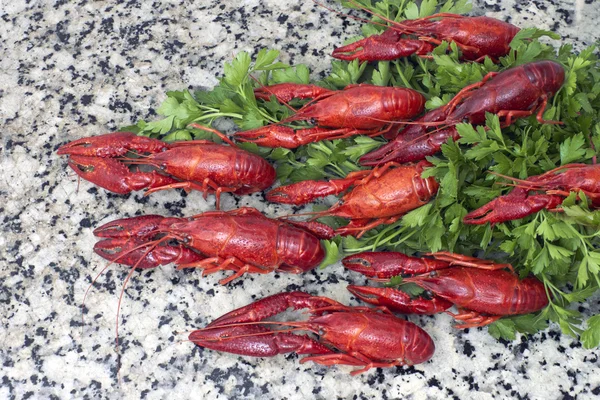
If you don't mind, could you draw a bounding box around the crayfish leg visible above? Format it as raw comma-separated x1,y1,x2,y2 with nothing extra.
143,178,239,210
428,252,514,273
299,351,402,375
177,255,272,285
335,215,401,238
347,285,453,315
444,71,498,113
447,309,501,329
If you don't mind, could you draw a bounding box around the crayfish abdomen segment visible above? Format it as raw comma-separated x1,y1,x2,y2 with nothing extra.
407,268,548,316
312,313,434,365
149,144,276,194
168,212,324,274
276,225,326,273
330,163,438,220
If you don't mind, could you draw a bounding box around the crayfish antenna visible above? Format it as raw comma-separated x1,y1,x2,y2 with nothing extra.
187,124,237,147
487,171,547,190
279,208,334,222
83,233,175,377
82,235,171,337
311,0,392,31
195,320,308,332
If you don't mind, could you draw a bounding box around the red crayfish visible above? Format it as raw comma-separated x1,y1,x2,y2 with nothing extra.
235,83,425,148
57,130,276,208
189,291,434,375
93,207,334,285
266,161,439,237
359,60,565,166
332,11,519,63
343,251,548,328
463,163,600,225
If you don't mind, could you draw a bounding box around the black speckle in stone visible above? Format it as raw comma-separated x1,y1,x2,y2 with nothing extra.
566,369,578,385
592,386,600,395
23,392,34,400
555,8,573,25
463,340,475,357
517,336,530,353
81,95,93,106
110,100,133,113
299,43,309,56
462,374,479,390
24,335,34,347
79,218,92,228
428,377,442,388
277,14,288,24
35,327,48,338
55,21,70,43
100,17,114,34
561,391,576,400
285,283,303,292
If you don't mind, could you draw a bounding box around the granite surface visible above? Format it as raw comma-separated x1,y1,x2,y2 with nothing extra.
2,1,600,399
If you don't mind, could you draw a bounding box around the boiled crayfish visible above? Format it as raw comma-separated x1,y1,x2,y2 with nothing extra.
93,207,334,285
332,11,519,63
266,161,438,238
463,163,600,225
189,291,434,375
343,251,548,328
359,60,565,166
57,130,276,208
235,83,425,148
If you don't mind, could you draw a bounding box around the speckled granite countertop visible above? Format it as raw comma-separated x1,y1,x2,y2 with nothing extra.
2,1,600,399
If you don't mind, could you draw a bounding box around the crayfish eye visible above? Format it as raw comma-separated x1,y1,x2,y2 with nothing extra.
182,235,191,243
423,290,434,300
429,271,438,278
160,163,167,171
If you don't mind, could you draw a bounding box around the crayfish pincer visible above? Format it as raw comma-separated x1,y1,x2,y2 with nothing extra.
93,207,334,285
266,161,438,238
360,60,565,166
343,252,548,328
235,83,425,148
463,163,600,225
189,291,434,375
57,130,276,208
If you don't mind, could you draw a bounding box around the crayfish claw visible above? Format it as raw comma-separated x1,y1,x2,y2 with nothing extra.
58,132,169,157
234,125,301,149
66,155,134,194
463,193,564,225
93,215,170,238
57,132,137,157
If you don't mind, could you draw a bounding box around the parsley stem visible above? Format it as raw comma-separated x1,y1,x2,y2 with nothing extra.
395,62,413,89
194,113,243,121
